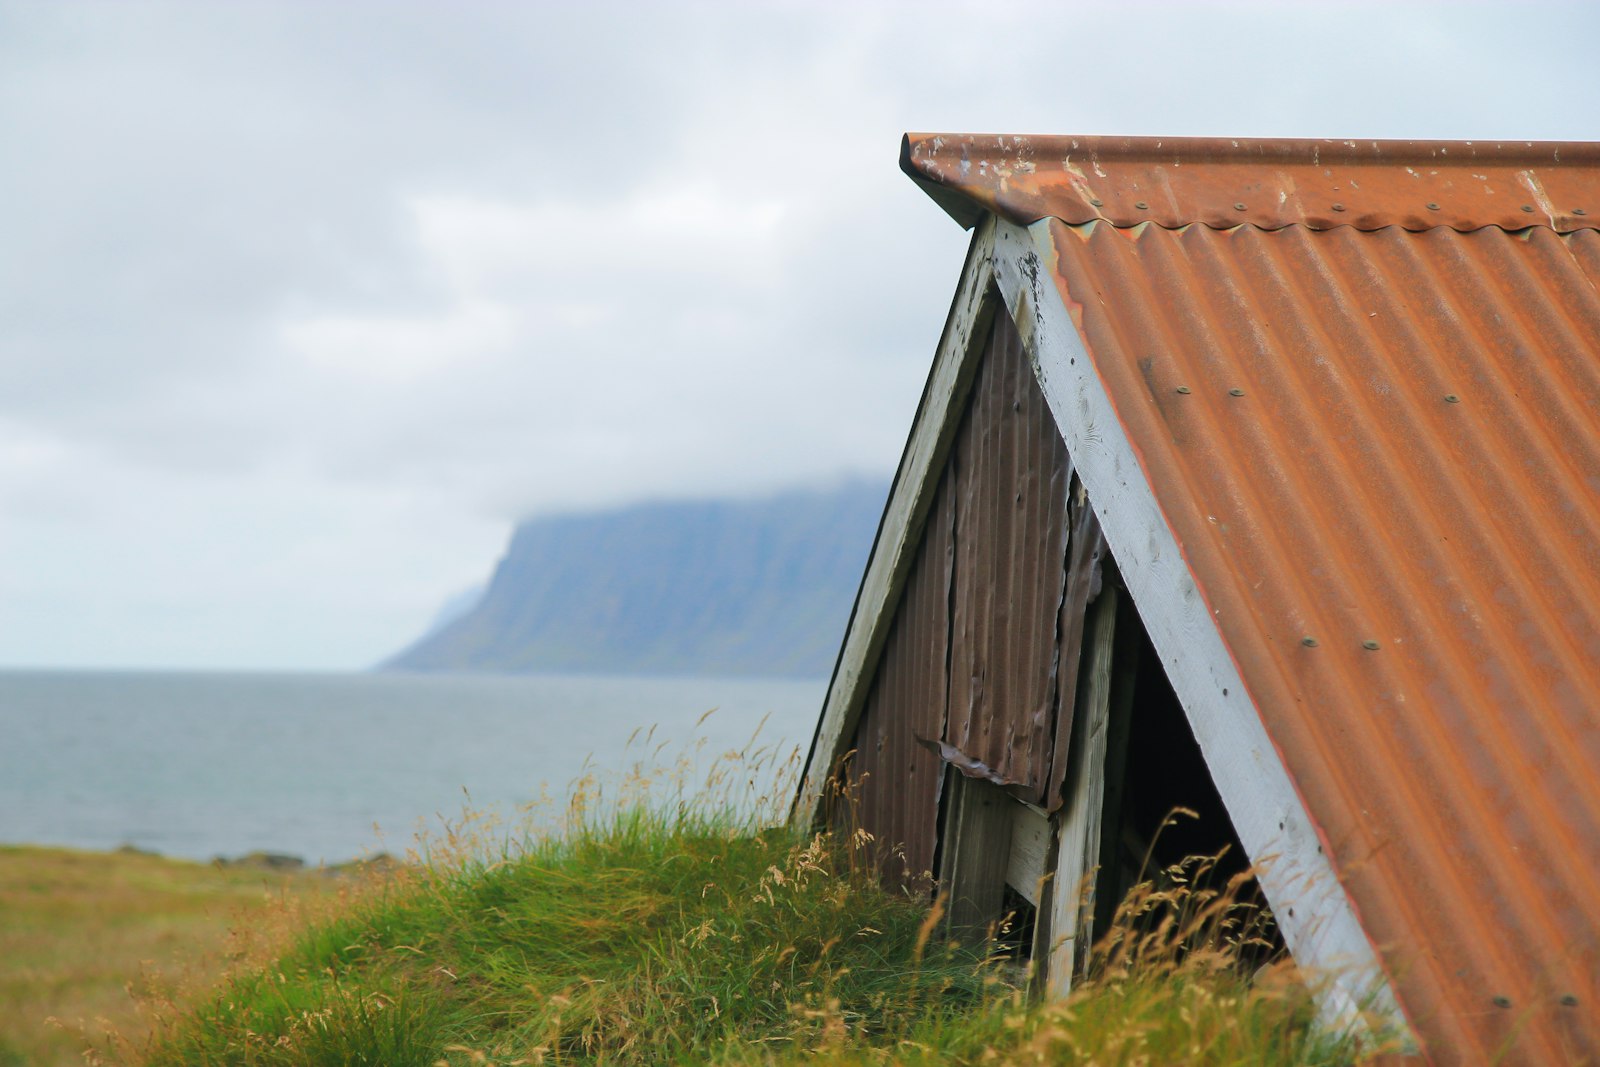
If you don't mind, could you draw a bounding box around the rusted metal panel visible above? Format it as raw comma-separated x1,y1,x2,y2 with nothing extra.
945,308,1074,804
840,303,1082,861
903,133,1600,235
906,134,1600,1065
838,473,954,887
1041,216,1600,1065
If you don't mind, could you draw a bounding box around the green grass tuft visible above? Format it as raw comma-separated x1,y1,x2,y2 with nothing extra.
135,803,1004,1066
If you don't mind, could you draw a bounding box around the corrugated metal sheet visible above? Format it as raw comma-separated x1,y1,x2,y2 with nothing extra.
906,134,1600,1065
903,133,1600,235
838,473,953,886
945,308,1074,803
843,306,1082,869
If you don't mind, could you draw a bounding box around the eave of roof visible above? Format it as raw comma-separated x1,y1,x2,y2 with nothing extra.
902,132,1600,234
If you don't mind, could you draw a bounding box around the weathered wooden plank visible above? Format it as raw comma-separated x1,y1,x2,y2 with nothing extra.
795,218,998,827
1046,478,1104,810
1045,582,1119,997
1028,812,1062,995
1005,800,1052,907
991,216,1403,1036
938,770,1013,933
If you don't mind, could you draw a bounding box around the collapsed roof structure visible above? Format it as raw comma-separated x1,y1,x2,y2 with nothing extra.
797,133,1600,1065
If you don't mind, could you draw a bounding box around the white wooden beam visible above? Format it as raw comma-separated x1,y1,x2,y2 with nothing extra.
1006,801,1052,908
1045,583,1119,997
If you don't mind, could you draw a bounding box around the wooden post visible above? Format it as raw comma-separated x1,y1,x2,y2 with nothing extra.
1045,582,1119,997
1094,590,1142,940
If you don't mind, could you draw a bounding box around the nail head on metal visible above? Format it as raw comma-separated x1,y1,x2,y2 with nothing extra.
1576,208,1589,216
1233,202,1247,211
1427,202,1441,211
1301,636,1319,648
1561,995,1579,1007
1175,386,1191,394
1362,639,1380,651
1493,996,1512,1009
1331,203,1346,212
1444,394,1460,404
1228,388,1245,397
1090,198,1104,207
1134,201,1149,210
1521,205,1535,213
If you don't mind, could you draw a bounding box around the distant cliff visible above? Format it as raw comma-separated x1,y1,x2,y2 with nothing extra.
384,481,887,678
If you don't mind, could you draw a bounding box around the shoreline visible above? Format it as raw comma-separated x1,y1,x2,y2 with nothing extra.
0,839,404,876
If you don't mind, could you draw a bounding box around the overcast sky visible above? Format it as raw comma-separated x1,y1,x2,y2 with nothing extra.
3,1,1596,671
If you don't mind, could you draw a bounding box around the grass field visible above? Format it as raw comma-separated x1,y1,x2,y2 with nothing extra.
0,845,333,1067
122,800,1382,1066
3,746,1393,1066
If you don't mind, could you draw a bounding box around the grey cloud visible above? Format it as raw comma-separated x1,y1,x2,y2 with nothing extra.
3,0,1598,667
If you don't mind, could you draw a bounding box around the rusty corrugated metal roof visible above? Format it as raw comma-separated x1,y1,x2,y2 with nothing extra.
907,134,1600,1065
904,132,1600,234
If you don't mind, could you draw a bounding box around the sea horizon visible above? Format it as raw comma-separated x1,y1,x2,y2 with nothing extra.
0,668,825,865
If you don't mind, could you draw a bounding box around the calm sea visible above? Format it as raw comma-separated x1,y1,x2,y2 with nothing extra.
0,670,824,864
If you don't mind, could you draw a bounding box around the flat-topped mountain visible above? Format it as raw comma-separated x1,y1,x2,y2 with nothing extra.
384,481,887,678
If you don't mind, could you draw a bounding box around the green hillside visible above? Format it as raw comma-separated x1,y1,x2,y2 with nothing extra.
122,791,1383,1066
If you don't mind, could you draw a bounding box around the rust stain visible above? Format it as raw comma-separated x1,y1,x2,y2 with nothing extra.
906,133,1600,1066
